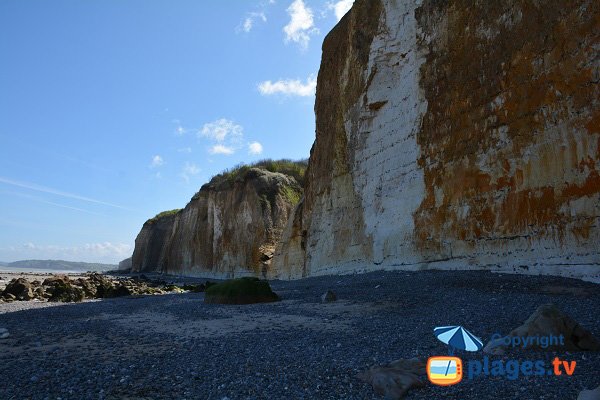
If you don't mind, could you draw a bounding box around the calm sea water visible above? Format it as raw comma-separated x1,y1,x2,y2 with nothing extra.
0,267,93,275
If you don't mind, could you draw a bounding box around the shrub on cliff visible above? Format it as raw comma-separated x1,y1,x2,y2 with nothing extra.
204,277,279,305
208,158,308,188
146,209,182,225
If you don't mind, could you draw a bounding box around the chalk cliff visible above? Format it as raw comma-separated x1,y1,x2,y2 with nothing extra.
132,167,302,278
272,0,600,281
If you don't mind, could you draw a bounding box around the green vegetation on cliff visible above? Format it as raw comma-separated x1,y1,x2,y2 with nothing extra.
146,209,182,225
210,158,308,187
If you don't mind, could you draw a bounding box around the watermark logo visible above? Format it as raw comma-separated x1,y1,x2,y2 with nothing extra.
427,356,463,386
428,325,482,386
428,326,576,386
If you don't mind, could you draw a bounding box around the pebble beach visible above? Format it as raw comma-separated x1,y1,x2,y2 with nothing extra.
0,270,599,399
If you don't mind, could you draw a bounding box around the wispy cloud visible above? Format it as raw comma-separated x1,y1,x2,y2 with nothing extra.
172,119,188,136
238,11,267,33
150,155,164,167
1,190,102,215
248,142,264,155
258,75,317,96
210,144,235,155
180,162,201,182
177,147,192,154
327,0,354,20
0,176,125,209
284,0,318,49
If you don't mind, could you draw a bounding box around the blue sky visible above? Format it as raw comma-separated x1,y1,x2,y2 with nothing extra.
0,0,354,264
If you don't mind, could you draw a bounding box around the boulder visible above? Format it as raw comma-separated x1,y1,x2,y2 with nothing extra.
48,283,85,302
33,287,46,299
578,386,600,400
321,290,337,303
357,358,427,399
484,304,600,354
3,278,34,300
182,283,206,293
0,328,9,339
42,275,70,287
204,277,279,305
2,293,16,302
73,278,97,298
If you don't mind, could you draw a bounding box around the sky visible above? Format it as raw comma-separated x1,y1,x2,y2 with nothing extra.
0,0,355,264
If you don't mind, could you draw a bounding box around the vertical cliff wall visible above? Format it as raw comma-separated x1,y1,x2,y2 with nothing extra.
273,0,600,281
132,168,302,278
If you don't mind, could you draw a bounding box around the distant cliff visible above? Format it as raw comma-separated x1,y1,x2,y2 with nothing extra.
131,161,305,278
272,0,600,281
3,260,116,272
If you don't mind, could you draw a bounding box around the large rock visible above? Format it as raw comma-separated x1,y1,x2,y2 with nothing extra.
357,358,426,399
48,283,85,302
484,304,600,354
132,166,303,278
579,386,600,400
272,0,600,281
204,277,279,305
2,278,34,300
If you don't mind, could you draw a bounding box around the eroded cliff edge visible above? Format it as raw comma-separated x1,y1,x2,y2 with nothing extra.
272,0,600,281
132,166,303,278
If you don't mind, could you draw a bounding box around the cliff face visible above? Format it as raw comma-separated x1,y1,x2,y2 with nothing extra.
132,168,302,278
273,0,600,280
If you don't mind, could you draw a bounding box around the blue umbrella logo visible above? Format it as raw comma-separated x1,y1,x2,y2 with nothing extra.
434,325,483,355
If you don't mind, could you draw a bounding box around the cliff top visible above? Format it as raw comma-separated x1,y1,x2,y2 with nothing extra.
145,209,182,225
200,158,308,193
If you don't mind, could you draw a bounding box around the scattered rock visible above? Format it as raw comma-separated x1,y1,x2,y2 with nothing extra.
204,277,279,305
2,293,16,302
182,283,206,293
48,283,85,303
578,386,600,400
112,284,132,297
0,328,9,339
42,275,70,287
3,278,34,300
357,358,427,399
321,290,337,303
73,277,97,298
484,304,600,354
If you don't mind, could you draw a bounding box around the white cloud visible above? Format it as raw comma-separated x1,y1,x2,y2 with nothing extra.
328,0,354,20
284,0,318,49
239,12,267,33
248,142,263,155
172,119,187,136
209,144,235,155
9,241,133,264
177,147,192,154
180,162,201,183
200,118,243,142
199,118,247,155
258,75,317,96
151,155,164,167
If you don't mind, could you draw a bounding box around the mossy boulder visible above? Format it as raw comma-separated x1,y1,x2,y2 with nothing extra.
204,277,279,305
48,283,85,302
3,278,34,300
